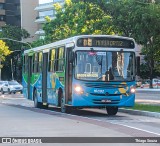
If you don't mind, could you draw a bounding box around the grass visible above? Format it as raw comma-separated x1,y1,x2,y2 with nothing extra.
126,103,160,113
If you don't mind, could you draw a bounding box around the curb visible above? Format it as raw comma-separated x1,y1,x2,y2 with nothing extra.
119,108,160,118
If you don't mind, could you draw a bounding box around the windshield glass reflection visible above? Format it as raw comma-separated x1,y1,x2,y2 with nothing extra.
75,51,135,81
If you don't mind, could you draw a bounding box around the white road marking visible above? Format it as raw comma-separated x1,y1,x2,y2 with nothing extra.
108,121,160,136
40,109,160,136
1,94,160,136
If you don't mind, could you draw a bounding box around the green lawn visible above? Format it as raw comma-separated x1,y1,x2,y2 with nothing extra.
127,104,160,113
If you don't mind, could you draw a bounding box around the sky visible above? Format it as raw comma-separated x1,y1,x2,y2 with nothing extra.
39,0,53,4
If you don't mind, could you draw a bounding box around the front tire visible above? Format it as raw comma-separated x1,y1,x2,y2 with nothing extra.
106,107,118,115
60,93,72,113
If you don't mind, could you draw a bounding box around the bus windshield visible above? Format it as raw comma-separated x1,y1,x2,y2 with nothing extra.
75,51,135,82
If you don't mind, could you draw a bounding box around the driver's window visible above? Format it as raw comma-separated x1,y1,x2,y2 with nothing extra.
92,66,99,73
85,63,91,73
77,53,85,73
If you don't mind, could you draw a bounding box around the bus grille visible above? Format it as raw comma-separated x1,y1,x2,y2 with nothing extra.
84,83,127,88
90,93,121,96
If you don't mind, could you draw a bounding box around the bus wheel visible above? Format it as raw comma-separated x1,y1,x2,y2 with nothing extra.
106,107,118,115
61,96,71,113
34,90,42,108
42,103,48,109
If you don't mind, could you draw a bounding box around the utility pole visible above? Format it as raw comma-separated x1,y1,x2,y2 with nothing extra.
11,59,14,80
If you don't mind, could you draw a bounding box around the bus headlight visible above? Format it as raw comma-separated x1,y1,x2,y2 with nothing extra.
130,87,136,93
74,85,83,94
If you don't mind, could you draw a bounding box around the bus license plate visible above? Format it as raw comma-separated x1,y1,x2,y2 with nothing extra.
101,99,111,103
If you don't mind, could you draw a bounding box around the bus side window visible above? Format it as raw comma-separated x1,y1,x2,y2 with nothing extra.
32,54,35,73
49,49,56,72
33,53,39,73
57,47,65,71
23,55,25,73
24,55,28,73
38,52,43,72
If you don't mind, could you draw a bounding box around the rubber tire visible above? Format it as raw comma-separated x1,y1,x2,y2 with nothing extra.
60,95,72,113
8,89,11,94
34,90,42,108
1,89,4,94
41,103,48,109
106,107,118,115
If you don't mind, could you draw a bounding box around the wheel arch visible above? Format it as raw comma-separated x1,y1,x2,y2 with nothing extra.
58,87,64,106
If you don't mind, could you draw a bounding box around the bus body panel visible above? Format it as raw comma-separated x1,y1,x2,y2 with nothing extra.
47,72,64,105
22,73,41,100
71,80,135,107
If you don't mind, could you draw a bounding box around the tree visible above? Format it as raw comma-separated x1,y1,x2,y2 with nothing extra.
130,1,160,87
31,39,46,48
0,40,11,64
0,25,30,81
43,0,114,42
42,0,160,88
103,0,160,87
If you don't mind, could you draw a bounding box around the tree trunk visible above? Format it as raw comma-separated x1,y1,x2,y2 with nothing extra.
149,57,154,88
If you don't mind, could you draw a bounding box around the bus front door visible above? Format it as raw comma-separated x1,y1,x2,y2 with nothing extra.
42,53,48,104
27,56,32,100
65,48,73,104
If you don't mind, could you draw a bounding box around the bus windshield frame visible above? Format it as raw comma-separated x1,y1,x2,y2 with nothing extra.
75,50,136,82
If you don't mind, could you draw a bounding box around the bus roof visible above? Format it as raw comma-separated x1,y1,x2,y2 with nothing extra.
24,35,135,55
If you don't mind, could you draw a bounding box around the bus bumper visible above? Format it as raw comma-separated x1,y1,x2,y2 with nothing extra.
71,93,135,107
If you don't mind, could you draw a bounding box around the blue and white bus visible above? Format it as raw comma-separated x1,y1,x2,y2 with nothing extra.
22,35,137,115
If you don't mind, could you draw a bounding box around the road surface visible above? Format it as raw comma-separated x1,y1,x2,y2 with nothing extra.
0,93,159,145
136,89,160,105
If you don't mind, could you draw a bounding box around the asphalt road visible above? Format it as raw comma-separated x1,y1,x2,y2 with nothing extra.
0,93,160,145
135,90,160,104
0,92,160,146
0,102,160,144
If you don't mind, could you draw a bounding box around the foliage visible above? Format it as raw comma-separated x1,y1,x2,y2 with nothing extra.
43,0,160,84
0,25,30,41
0,25,30,51
0,25,30,81
0,40,11,68
103,0,160,83
132,1,160,81
43,0,114,42
31,39,46,48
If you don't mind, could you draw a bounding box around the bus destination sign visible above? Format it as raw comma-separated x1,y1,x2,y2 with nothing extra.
77,37,135,48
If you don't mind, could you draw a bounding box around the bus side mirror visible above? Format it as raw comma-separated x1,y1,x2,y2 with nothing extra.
136,56,140,76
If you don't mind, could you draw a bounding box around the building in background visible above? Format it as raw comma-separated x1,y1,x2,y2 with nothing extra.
20,0,39,42
34,0,64,39
0,0,38,42
0,0,39,81
0,0,21,30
